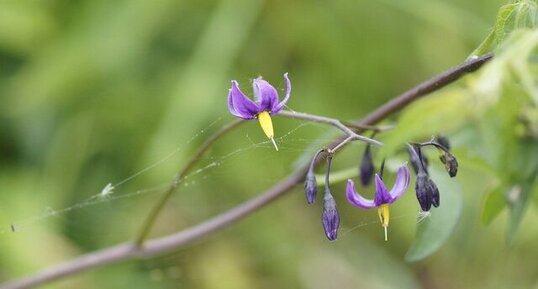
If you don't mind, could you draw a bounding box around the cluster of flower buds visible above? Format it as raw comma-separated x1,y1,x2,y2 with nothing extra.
304,149,340,241
407,135,458,211
303,134,458,241
305,141,411,241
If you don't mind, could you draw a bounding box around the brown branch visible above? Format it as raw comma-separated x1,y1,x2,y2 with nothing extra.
0,53,493,289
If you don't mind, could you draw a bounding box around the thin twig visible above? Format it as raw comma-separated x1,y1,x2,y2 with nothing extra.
277,110,382,146
412,139,451,153
0,53,493,289
328,136,355,153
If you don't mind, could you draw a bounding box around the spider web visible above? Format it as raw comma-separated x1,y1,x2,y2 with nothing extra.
0,114,425,246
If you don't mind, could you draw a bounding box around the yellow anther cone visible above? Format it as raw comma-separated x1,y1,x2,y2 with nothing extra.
377,204,390,241
257,111,278,151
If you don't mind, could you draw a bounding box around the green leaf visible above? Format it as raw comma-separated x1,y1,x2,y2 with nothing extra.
470,0,538,59
480,185,507,225
495,1,538,44
495,3,518,43
405,167,463,262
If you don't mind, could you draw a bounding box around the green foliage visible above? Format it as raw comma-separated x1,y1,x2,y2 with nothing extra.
380,0,538,258
470,0,538,57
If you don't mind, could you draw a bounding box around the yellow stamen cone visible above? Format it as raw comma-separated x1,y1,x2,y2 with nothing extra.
258,111,278,151
377,204,390,241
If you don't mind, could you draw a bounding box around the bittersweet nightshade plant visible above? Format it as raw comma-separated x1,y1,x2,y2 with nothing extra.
346,163,410,241
227,73,291,150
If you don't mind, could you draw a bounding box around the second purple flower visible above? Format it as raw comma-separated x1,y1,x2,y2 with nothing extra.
346,163,410,241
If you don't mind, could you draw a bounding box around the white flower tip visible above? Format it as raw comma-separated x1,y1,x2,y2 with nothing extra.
271,137,279,151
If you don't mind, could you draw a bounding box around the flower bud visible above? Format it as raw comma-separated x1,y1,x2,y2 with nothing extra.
322,191,340,241
304,171,317,204
415,172,440,211
359,146,375,186
439,151,458,177
415,172,433,211
304,149,325,204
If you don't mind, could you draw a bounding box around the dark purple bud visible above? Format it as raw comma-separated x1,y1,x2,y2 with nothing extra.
304,149,325,204
304,171,317,204
359,146,375,186
439,152,458,178
322,190,340,241
415,173,432,211
436,135,451,151
415,172,440,211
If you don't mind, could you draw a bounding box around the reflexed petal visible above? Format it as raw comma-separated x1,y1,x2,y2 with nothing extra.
374,174,392,205
228,80,259,119
253,78,279,111
346,179,376,209
388,163,411,203
272,72,291,113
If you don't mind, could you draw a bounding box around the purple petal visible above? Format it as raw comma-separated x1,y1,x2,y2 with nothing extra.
388,163,411,203
346,179,376,209
374,174,392,206
272,73,291,113
253,78,279,112
228,80,260,119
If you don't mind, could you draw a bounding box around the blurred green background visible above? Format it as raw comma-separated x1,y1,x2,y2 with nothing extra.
1,0,538,288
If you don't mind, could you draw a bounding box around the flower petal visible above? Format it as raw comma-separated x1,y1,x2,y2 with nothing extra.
228,80,259,119
388,163,411,203
272,72,291,113
374,174,392,205
253,78,279,111
346,179,376,209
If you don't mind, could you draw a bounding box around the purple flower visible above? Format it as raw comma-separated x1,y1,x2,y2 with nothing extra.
346,163,410,241
227,73,291,150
